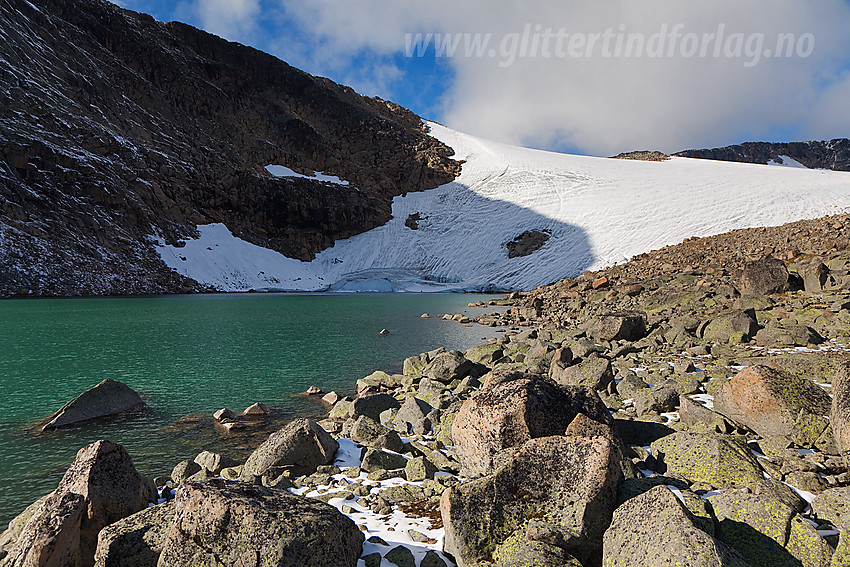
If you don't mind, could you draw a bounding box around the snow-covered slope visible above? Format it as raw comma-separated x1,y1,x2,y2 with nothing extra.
156,123,850,292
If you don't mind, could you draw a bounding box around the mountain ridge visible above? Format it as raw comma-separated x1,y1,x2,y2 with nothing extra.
0,0,460,296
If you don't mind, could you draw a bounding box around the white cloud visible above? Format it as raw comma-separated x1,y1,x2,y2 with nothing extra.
176,0,261,43
270,0,850,155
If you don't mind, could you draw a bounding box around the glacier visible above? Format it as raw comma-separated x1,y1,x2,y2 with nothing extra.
156,123,850,292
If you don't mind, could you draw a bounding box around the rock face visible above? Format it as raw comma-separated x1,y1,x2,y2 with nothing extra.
2,440,157,567
41,379,146,431
451,371,613,477
715,365,832,445
157,479,364,567
602,486,749,566
240,419,339,481
0,0,460,296
674,139,850,171
441,435,623,567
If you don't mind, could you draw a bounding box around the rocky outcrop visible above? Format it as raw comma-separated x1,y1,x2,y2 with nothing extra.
451,370,613,477
239,419,339,481
1,440,156,567
157,479,364,567
0,0,460,296
675,139,850,171
41,379,146,431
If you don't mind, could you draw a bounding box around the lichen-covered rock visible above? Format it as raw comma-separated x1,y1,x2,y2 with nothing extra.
702,310,760,343
393,397,434,435
193,450,238,475
679,395,736,433
2,440,156,567
171,460,202,484
464,343,504,366
831,361,850,459
41,379,146,431
552,354,614,392
739,256,791,296
594,313,647,342
424,350,473,384
813,487,850,530
651,431,764,488
715,365,831,446
633,386,678,416
451,371,614,477
602,486,749,567
710,488,832,567
93,500,174,567
348,415,387,444
491,529,583,567
349,393,401,422
157,479,363,566
441,435,623,567
240,419,339,481
361,449,407,472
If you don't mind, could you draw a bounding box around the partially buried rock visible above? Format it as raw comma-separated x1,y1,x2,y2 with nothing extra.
2,440,157,567
240,418,339,481
41,378,146,431
213,408,235,422
739,255,791,296
158,479,364,567
305,386,324,396
593,312,647,342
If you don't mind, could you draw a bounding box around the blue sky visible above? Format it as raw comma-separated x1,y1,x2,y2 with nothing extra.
116,0,850,156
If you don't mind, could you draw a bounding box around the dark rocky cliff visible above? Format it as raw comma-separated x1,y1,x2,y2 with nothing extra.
0,0,461,296
675,139,850,171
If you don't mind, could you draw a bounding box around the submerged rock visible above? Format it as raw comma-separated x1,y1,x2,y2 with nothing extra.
41,379,146,431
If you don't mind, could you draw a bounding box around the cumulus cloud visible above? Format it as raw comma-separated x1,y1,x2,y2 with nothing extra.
176,0,261,44
268,0,850,155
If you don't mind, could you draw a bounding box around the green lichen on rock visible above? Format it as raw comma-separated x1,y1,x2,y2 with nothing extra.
651,431,764,488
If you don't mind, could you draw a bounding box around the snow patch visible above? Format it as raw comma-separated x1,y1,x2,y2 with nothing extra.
155,224,325,292
157,124,850,292
767,155,809,169
265,164,350,186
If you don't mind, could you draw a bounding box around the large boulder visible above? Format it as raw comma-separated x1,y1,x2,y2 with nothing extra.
2,440,157,567
157,479,364,566
451,370,613,477
715,365,831,446
93,501,174,567
831,361,850,458
602,486,749,566
349,393,400,422
702,310,760,343
393,396,434,435
441,435,623,567
739,256,791,296
651,432,764,488
710,488,833,567
593,313,646,342
41,379,146,431
240,419,339,481
551,354,614,392
424,350,473,384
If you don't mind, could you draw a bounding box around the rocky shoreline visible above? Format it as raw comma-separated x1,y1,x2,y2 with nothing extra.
5,215,850,566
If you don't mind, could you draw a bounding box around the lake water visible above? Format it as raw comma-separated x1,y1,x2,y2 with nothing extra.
0,293,505,526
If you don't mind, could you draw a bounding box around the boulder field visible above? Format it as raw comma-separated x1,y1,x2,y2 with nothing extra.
6,215,850,566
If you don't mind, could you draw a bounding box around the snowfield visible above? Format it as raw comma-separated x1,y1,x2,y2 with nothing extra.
156,123,850,292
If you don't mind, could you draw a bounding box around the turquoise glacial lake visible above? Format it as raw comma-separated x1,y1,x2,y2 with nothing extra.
0,293,505,525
